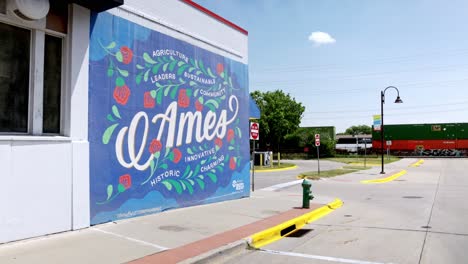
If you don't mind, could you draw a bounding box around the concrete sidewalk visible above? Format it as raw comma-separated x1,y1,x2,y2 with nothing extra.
0,188,334,264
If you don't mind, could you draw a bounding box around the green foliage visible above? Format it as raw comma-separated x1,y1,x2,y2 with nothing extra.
250,90,305,151
344,125,372,135
284,126,336,157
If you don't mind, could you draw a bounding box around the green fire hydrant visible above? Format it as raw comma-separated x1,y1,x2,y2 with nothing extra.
302,179,314,208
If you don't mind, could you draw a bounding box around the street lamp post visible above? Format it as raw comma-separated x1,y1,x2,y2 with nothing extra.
380,86,403,174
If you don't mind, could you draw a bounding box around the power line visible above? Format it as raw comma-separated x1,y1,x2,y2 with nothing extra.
303,100,468,114
301,107,468,120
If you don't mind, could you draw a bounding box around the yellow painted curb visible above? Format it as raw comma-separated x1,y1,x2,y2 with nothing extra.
250,165,298,173
248,199,343,249
409,159,424,167
361,170,407,184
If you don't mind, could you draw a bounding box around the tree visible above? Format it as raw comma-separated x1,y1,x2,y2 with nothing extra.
344,125,371,135
250,90,305,152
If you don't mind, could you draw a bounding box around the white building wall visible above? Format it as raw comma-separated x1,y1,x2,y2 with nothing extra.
0,4,90,243
112,0,248,63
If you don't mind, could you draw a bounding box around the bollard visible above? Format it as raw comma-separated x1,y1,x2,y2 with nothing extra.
302,179,314,208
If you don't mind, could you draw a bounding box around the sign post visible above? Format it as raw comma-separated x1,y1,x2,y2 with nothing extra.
386,140,392,160
250,122,259,191
315,134,320,175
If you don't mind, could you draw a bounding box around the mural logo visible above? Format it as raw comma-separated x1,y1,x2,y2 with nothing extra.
89,12,249,224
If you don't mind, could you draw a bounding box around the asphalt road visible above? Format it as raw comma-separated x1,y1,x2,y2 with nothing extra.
234,158,468,264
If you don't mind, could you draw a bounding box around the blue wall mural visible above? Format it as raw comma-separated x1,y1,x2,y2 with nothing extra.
89,12,250,225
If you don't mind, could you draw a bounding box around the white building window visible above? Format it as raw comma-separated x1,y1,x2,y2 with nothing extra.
0,1,67,135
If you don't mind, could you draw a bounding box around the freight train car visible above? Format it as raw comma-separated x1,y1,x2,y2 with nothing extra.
372,123,468,156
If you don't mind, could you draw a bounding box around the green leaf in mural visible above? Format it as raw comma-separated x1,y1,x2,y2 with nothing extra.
170,87,178,99
207,67,216,78
102,123,119,144
143,52,157,64
162,63,169,72
236,127,242,138
186,89,193,97
201,159,206,165
136,64,145,70
199,60,206,73
112,105,121,119
229,146,235,150
164,86,171,96
136,74,142,85
118,183,126,193
144,69,150,82
189,81,197,86
177,65,189,76
150,90,157,98
152,64,162,74
206,104,216,112
196,178,205,190
182,165,191,178
167,179,183,194
117,68,129,77
160,163,168,169
187,148,194,154
194,89,199,97
150,159,155,172
106,184,113,200
162,180,172,191
116,51,123,63
195,70,202,76
180,181,187,190
193,164,200,177
115,77,125,87
177,61,185,67
207,173,217,183
169,60,178,72
205,99,219,108
220,71,225,79
106,41,116,49
154,151,161,159
198,97,204,104
188,67,195,73
157,89,163,104
184,180,194,195
107,114,116,122
229,77,234,87
155,82,162,88
164,147,171,158
107,68,114,77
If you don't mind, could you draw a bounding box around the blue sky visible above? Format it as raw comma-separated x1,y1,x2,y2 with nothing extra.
194,0,468,133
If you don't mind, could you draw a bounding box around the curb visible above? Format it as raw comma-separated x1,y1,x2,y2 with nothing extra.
361,170,407,184
248,199,343,249
181,239,249,264
250,165,298,173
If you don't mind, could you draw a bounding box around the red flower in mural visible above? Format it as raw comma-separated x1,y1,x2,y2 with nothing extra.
215,137,223,148
120,46,133,64
229,157,236,170
149,139,162,154
216,63,224,75
195,100,203,111
144,91,155,108
172,148,182,163
227,129,235,142
178,89,190,108
113,85,131,105
119,174,132,189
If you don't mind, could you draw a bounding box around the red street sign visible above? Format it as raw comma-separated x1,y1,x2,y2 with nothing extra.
315,134,320,139
315,138,320,147
250,122,259,140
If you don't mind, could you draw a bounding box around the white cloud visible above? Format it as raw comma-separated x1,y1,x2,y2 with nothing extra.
308,31,336,46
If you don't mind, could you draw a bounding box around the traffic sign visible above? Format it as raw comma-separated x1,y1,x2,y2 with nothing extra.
315,134,320,139
250,122,259,140
315,138,320,147
386,140,392,146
